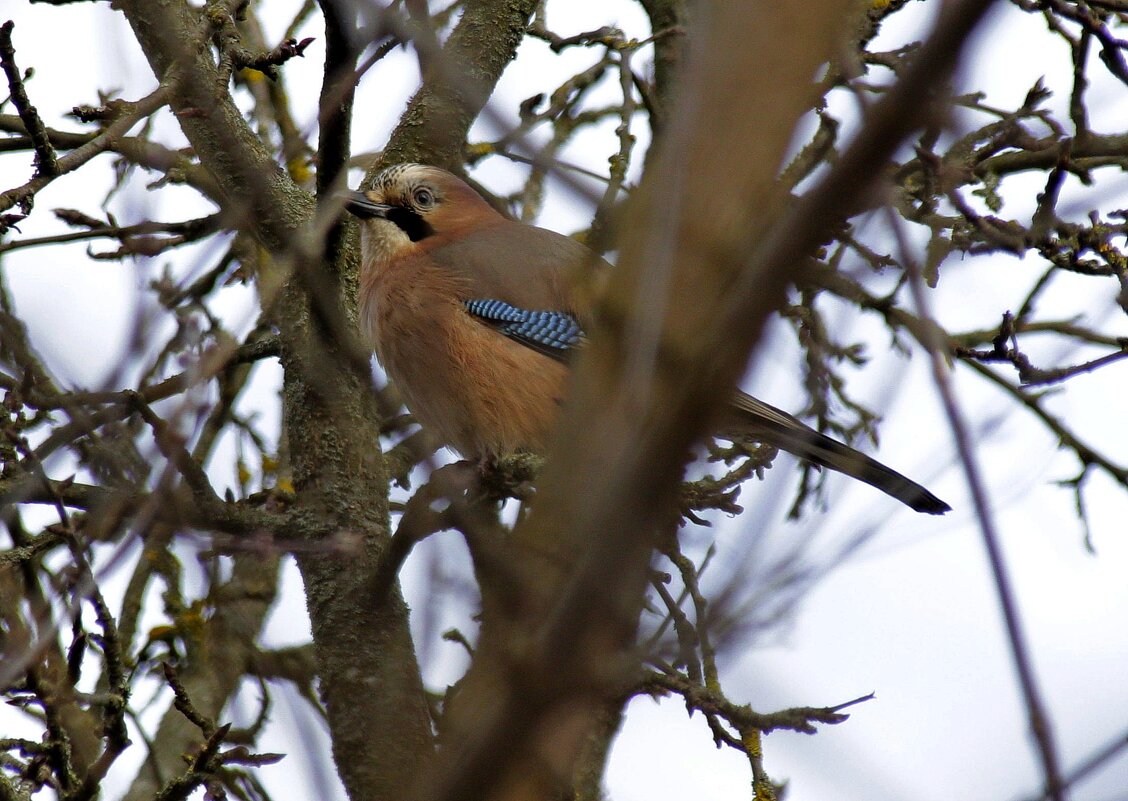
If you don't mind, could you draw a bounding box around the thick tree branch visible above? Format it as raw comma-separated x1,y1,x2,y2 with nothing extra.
117,0,309,249
636,0,690,133
113,5,434,801
420,3,858,801
422,2,1000,800
375,0,540,172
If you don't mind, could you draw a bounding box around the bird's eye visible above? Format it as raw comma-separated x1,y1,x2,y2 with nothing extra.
413,187,434,208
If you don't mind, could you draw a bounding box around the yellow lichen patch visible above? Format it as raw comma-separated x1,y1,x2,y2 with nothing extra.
465,141,495,159
287,157,312,185
236,458,251,487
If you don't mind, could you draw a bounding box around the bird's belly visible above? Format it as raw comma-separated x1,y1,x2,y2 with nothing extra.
373,297,568,459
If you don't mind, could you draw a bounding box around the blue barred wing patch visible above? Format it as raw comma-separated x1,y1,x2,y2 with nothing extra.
464,299,584,360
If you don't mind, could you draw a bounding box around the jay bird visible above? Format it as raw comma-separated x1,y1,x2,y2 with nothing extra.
344,163,949,515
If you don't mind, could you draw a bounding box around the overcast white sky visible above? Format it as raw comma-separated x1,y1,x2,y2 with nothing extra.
2,2,1128,800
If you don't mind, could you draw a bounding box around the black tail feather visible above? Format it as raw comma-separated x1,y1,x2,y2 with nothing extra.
724,392,950,515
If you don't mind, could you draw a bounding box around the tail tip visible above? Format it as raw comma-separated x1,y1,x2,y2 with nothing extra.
910,492,951,515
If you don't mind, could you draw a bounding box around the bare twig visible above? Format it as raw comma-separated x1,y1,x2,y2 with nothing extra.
0,84,172,215
0,21,59,178
896,215,1067,801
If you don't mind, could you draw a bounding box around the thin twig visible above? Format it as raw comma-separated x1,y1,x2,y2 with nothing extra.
0,83,172,214
895,213,1067,801
0,21,59,177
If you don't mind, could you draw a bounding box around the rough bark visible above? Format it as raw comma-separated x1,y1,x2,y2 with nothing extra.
116,1,553,798
377,0,540,173
116,3,434,799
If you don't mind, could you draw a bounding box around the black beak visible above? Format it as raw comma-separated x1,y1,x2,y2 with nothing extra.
342,190,394,219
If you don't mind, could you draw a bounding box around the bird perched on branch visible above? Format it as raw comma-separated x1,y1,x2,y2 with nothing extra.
344,163,949,515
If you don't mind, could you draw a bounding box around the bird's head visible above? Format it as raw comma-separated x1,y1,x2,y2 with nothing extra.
344,163,499,250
